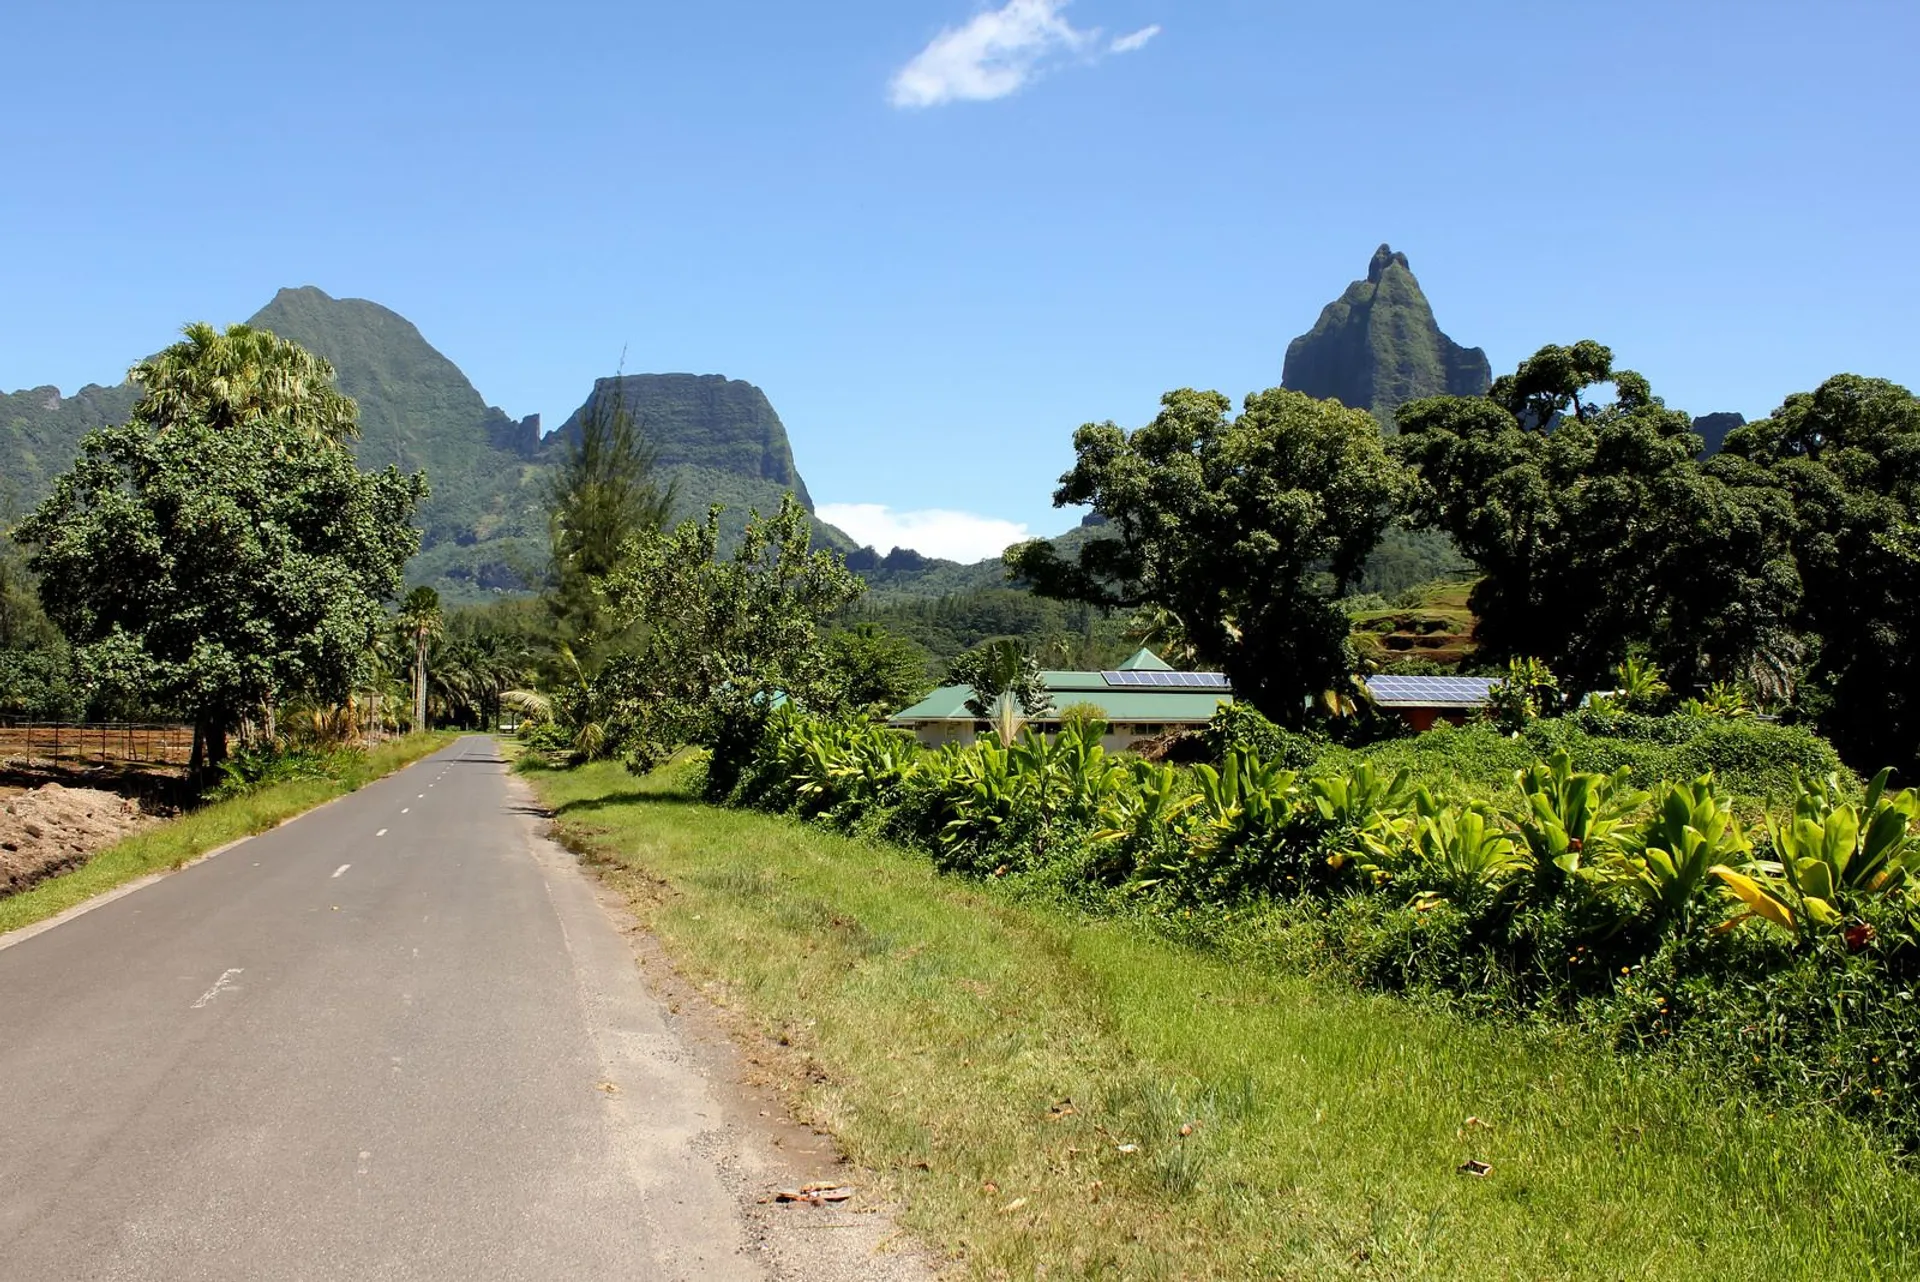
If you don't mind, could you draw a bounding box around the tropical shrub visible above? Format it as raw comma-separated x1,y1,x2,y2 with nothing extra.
1203,702,1321,770
727,707,1920,1151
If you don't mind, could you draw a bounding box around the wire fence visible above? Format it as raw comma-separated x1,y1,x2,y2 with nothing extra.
0,720,195,771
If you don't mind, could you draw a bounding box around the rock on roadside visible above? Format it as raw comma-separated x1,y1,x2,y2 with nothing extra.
1,784,153,896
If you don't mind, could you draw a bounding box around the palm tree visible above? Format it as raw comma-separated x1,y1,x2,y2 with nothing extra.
501,643,616,761
396,586,443,733
950,640,1053,743
130,322,360,443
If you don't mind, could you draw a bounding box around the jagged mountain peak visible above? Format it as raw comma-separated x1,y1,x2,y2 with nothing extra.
1367,244,1412,283
1284,245,1491,428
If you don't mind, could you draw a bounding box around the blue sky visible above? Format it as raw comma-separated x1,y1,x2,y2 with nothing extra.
4,0,1917,560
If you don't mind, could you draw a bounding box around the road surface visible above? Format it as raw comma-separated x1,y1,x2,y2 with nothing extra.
0,737,919,1280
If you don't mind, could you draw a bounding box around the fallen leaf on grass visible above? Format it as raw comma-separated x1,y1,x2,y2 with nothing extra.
1000,1197,1029,1214
1465,1115,1493,1129
1457,1159,1493,1177
1047,1099,1077,1120
1179,1121,1199,1137
1115,1143,1140,1155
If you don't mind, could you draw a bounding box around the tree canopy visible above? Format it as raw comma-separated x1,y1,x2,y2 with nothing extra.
1395,343,1800,694
598,496,864,787
544,387,677,661
1009,387,1406,723
14,324,426,768
1721,374,1920,769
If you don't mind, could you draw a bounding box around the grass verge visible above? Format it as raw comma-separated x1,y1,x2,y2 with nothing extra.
0,732,457,936
526,757,1920,1280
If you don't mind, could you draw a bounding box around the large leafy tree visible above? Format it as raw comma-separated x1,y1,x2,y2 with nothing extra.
821,622,934,718
131,321,360,443
1008,388,1406,723
1722,375,1920,769
1395,343,1800,694
14,324,427,771
599,496,865,788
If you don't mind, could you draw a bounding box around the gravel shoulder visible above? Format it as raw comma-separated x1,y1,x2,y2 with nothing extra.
510,772,934,1280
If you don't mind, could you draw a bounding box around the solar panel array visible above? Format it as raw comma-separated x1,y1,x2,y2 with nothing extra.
1102,670,1233,690
1365,675,1500,705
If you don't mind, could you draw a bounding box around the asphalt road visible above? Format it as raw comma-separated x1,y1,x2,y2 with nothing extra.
0,737,898,1281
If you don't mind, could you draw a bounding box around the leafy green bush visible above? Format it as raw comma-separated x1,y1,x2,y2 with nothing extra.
207,747,335,801
516,721,575,759
1665,720,1844,801
1203,702,1321,771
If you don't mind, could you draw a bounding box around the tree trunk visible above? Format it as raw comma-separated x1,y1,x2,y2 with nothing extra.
414,640,428,733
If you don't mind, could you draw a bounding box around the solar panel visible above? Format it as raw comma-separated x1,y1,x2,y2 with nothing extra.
1364,675,1500,705
1102,670,1232,690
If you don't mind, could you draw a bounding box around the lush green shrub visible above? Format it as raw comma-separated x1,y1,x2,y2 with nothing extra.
516,721,574,759
1665,720,1845,801
1203,702,1322,770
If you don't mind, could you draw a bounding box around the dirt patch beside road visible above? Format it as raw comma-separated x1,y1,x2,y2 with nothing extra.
1,785,155,896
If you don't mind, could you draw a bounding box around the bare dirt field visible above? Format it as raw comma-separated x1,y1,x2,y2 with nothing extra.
0,783,159,896
0,724,193,772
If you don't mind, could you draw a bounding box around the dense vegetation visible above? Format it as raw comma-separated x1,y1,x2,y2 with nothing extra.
17,324,428,770
1017,351,1920,775
533,756,1920,1278
721,704,1920,1152
0,288,858,604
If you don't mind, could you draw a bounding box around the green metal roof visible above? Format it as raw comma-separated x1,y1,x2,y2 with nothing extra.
1116,647,1174,671
889,681,1232,725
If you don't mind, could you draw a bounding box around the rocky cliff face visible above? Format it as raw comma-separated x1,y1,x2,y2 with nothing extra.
245,287,547,552
547,374,814,512
1283,245,1491,427
1691,411,1745,456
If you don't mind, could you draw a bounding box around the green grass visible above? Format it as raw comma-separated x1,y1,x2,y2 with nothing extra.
0,733,456,936
526,757,1920,1280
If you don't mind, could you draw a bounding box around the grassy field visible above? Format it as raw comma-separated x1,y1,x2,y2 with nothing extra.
526,757,1920,1280
0,733,456,936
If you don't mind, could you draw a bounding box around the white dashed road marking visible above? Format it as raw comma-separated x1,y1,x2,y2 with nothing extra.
191,968,244,1009
376,829,388,838
332,865,351,879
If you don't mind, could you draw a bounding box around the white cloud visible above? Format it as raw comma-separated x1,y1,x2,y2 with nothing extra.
888,1,1156,109
1109,24,1160,54
818,503,1033,563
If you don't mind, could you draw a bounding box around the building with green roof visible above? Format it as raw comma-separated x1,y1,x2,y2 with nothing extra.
887,649,1234,751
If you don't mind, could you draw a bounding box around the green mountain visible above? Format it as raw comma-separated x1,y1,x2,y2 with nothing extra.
547,374,851,565
0,382,138,518
1283,244,1492,426
0,287,847,600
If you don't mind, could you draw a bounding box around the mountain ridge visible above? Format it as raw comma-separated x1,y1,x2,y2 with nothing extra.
0,287,846,599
